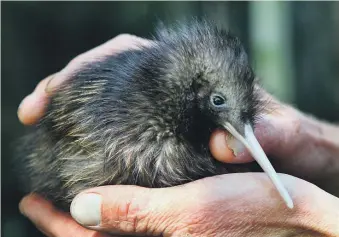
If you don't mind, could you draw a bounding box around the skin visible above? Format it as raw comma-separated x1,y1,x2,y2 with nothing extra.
18,34,339,237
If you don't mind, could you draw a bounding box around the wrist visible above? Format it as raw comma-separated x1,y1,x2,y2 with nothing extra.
301,111,339,175
293,110,339,196
260,103,339,186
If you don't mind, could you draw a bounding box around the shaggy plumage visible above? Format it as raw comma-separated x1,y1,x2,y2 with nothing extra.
18,20,263,210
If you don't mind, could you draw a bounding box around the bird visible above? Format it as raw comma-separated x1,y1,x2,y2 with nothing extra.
17,19,293,211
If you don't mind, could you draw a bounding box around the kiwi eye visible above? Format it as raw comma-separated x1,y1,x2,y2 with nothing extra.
211,94,226,107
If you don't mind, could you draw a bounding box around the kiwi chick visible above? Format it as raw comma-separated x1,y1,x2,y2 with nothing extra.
18,20,262,211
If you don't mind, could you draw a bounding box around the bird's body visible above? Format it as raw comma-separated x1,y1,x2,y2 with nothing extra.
18,21,264,210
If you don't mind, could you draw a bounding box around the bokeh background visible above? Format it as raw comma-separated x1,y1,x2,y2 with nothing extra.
2,2,339,237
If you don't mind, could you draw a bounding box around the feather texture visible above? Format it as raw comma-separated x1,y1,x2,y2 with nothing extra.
17,20,262,210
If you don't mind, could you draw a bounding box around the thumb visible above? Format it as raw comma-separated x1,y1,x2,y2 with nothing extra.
70,174,277,236
70,185,190,236
69,174,339,237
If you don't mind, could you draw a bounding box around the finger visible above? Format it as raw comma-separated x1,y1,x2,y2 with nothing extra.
70,174,278,236
71,174,339,237
17,74,56,125
69,174,297,236
210,129,255,164
18,34,153,126
19,193,110,237
70,186,173,236
46,34,154,94
210,85,289,164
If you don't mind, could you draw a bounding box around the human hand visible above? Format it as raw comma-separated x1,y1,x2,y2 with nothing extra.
211,89,339,185
20,173,339,237
18,34,339,236
17,33,339,183
17,34,153,125
17,33,339,184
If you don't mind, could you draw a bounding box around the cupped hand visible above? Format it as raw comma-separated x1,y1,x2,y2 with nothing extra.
20,174,339,237
17,34,153,125
17,34,339,236
18,33,339,183
17,33,339,182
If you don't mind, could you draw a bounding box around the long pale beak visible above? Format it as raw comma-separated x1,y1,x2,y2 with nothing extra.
224,122,294,209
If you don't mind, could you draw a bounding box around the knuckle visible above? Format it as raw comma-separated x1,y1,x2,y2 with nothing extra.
117,200,142,233
112,34,152,49
113,34,137,44
103,197,150,234
67,54,84,66
66,34,134,67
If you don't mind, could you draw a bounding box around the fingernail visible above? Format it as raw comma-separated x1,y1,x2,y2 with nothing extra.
70,193,102,226
226,135,245,157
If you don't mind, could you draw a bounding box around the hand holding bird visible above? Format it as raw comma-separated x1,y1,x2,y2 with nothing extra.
18,33,339,237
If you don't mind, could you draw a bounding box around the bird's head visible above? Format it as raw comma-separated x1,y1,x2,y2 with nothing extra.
147,20,293,208
153,21,259,151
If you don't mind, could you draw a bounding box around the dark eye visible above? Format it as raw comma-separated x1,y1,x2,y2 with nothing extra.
210,94,226,107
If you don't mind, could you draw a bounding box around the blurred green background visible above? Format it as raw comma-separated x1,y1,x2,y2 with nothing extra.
2,2,339,237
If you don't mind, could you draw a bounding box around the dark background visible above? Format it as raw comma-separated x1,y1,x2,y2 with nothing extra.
2,2,339,237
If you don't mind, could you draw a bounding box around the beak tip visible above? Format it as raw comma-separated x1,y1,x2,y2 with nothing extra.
224,122,295,210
